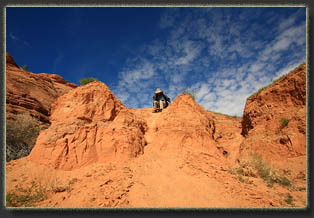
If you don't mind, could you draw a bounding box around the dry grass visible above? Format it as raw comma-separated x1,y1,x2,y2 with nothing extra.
229,152,292,188
207,110,240,118
279,193,296,207
280,117,290,128
6,174,73,207
6,113,40,161
181,88,196,101
6,181,47,207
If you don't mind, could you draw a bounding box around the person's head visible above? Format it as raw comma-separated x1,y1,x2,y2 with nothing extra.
155,88,163,95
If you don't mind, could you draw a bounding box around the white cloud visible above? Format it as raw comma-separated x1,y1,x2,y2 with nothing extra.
170,73,183,83
261,22,305,59
112,8,305,116
115,91,129,104
274,61,304,79
118,59,155,85
195,83,210,101
277,9,300,32
202,93,216,102
174,40,203,65
249,63,265,73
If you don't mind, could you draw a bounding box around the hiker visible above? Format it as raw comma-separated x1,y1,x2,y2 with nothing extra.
153,88,171,113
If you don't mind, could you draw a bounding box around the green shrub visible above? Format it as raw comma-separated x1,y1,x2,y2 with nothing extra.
6,114,40,162
277,176,292,187
281,117,290,128
79,77,99,86
284,193,295,206
21,65,28,71
6,181,47,207
181,88,196,101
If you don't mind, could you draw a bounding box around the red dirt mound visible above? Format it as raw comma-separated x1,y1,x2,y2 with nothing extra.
149,94,222,157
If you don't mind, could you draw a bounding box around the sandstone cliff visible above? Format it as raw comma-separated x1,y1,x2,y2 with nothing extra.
6,52,78,127
28,81,148,170
240,63,306,161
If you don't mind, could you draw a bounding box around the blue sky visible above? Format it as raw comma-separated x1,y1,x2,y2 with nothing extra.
6,7,306,116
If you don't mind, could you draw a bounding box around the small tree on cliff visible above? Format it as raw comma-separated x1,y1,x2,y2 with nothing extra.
79,77,99,86
21,65,28,71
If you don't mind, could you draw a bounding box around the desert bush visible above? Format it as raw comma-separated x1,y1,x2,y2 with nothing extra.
281,117,290,128
21,65,28,71
238,175,254,184
284,193,295,206
229,152,292,188
6,114,40,162
6,181,47,207
6,175,73,207
49,176,72,193
181,88,196,101
79,77,99,86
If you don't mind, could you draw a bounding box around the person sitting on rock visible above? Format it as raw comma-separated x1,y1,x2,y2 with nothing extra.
153,88,171,113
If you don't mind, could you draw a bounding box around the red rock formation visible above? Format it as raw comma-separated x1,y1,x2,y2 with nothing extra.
207,112,243,163
240,64,306,161
24,58,305,174
6,52,77,126
29,88,233,170
28,81,147,170
146,94,223,158
6,61,307,207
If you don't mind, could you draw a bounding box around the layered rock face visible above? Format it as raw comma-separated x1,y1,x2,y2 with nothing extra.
6,52,77,126
240,64,306,161
28,82,147,170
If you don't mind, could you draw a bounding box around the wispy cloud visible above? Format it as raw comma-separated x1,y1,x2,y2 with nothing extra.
159,8,180,29
111,7,306,116
112,58,157,108
9,32,18,40
9,32,30,46
52,52,64,73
